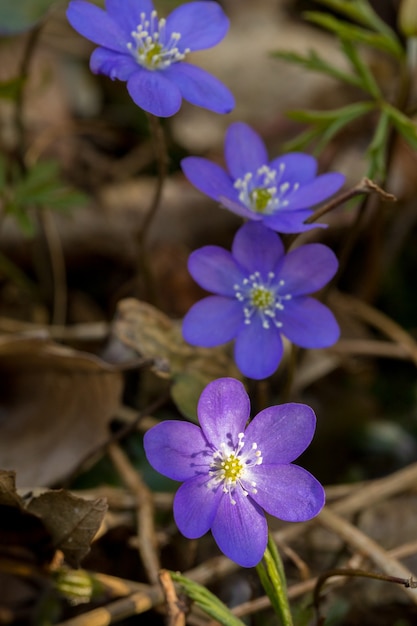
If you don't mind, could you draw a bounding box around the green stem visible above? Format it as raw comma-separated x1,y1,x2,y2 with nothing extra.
256,534,293,626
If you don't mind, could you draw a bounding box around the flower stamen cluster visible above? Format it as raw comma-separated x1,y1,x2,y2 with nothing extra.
209,433,262,504
234,164,299,215
234,272,291,329
127,10,190,70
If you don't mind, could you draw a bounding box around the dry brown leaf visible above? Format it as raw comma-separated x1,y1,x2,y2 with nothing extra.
113,298,242,420
27,490,107,567
0,335,123,487
0,470,23,507
0,470,107,568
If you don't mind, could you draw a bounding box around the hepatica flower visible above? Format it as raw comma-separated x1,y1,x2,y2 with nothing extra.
144,377,325,567
183,221,340,379
66,0,235,117
181,122,345,233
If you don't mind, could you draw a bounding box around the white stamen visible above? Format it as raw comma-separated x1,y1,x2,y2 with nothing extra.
234,272,288,329
127,11,190,70
233,163,300,215
208,433,263,505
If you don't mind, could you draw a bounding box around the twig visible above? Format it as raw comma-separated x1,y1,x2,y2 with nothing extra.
159,569,186,626
316,508,417,604
0,316,109,340
38,209,67,325
305,177,396,225
108,443,160,585
332,291,417,367
62,392,170,486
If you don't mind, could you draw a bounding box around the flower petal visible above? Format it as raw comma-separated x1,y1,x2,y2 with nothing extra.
188,246,245,296
284,172,345,211
181,157,237,203
250,464,325,522
182,296,242,347
269,153,317,186
166,1,229,51
279,297,340,348
232,222,284,275
211,487,267,567
90,47,139,80
225,122,268,179
197,378,250,448
165,63,234,114
263,209,323,234
127,70,182,116
245,403,317,464
67,1,128,53
106,0,154,36
143,420,211,481
277,243,338,295
174,476,222,538
234,318,283,380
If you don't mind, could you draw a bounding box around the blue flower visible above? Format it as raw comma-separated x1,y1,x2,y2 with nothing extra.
144,377,325,567
66,0,235,117
182,221,340,379
181,122,345,232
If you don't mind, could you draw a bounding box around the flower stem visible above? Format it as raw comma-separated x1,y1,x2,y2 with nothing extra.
256,534,293,626
136,114,169,303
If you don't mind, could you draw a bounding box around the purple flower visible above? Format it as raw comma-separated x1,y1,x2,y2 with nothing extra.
181,122,345,233
66,0,235,117
144,377,325,567
182,221,339,380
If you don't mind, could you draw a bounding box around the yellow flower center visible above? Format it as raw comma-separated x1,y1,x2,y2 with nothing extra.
249,187,273,213
250,285,274,309
220,453,244,484
208,434,263,505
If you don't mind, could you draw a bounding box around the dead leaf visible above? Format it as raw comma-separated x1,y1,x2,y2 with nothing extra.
0,335,123,487
27,490,107,567
113,298,242,420
0,470,23,507
0,471,106,568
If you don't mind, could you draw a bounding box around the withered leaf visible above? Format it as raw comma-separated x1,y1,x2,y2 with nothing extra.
0,469,23,507
0,335,123,487
113,298,242,420
27,490,108,567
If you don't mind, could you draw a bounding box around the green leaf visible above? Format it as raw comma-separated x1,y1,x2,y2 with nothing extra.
383,103,417,151
169,572,246,626
13,161,86,212
340,39,382,99
282,126,325,152
284,101,375,154
0,77,25,100
0,0,58,34
315,0,403,42
287,100,375,124
271,49,363,89
5,202,36,236
305,11,404,59
366,109,390,180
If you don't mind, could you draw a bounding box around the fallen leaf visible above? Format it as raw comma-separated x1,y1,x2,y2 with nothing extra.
0,470,23,507
0,335,123,487
27,490,107,567
0,470,107,567
113,298,242,420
